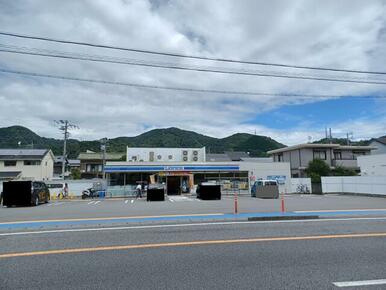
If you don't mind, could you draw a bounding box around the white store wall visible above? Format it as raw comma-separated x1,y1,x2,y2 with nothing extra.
127,147,206,163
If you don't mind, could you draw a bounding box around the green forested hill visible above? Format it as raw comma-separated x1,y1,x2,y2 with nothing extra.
0,126,285,158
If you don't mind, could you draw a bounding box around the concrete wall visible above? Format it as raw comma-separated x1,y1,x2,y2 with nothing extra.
290,178,312,193
358,154,386,176
126,147,206,163
46,179,102,197
321,176,386,196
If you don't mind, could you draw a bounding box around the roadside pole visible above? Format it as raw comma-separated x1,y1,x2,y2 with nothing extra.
234,180,238,214
281,192,286,212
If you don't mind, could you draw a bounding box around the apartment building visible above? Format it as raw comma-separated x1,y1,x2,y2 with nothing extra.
268,143,374,177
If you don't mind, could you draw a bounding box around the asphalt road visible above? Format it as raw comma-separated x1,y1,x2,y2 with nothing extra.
1,194,386,222
1,217,386,289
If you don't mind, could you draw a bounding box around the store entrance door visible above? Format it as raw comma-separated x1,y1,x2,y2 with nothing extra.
166,176,181,195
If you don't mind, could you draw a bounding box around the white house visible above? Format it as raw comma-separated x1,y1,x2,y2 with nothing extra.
369,137,386,155
0,149,54,181
357,154,386,176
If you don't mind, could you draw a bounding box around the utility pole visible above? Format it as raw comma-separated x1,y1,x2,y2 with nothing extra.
329,128,332,144
55,120,79,180
346,132,353,145
100,138,108,180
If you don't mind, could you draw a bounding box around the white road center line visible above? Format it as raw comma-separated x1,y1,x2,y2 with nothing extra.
333,279,386,287
1,217,386,237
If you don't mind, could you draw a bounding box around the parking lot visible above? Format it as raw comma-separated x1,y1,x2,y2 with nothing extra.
1,193,386,224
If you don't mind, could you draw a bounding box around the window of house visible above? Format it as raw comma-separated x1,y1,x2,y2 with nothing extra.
333,151,342,160
277,154,283,162
4,160,17,167
24,160,41,166
313,150,326,160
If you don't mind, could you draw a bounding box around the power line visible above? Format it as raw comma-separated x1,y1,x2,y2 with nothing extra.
1,47,386,85
1,67,385,99
0,30,385,76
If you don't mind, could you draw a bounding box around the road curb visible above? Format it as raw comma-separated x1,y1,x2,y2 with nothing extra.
248,215,319,221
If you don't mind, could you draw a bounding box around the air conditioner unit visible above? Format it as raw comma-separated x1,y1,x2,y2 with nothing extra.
183,156,188,162
183,150,188,155
193,150,198,155
193,156,198,161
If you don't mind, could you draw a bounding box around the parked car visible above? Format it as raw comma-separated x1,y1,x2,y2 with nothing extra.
251,179,279,199
2,180,50,206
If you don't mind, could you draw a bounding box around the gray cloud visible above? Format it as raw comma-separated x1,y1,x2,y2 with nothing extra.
0,0,386,144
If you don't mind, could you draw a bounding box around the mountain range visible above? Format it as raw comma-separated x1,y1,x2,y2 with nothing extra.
0,126,285,158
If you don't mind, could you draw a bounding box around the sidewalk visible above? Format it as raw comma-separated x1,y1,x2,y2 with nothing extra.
2,209,386,230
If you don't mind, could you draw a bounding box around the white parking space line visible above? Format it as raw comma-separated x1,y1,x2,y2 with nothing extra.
333,279,386,287
131,200,134,204
87,201,95,205
125,200,129,204
94,201,101,205
53,202,64,206
168,196,195,202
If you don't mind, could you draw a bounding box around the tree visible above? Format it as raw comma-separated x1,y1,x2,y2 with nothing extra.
70,168,81,180
305,159,331,183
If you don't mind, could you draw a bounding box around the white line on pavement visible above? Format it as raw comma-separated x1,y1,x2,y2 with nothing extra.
131,200,134,204
53,202,64,206
46,203,53,207
333,279,386,287
1,217,386,237
125,200,129,204
295,209,386,213
87,201,95,205
94,201,101,205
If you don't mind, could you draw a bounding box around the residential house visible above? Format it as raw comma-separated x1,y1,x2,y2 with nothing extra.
53,156,80,176
78,151,125,179
268,143,374,177
369,137,386,155
0,149,54,181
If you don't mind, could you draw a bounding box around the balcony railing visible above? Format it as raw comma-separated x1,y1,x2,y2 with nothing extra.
332,159,358,168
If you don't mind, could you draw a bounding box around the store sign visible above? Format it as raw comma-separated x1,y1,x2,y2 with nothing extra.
163,166,184,171
267,175,286,185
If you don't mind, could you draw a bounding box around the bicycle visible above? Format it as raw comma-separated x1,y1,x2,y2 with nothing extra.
296,184,310,194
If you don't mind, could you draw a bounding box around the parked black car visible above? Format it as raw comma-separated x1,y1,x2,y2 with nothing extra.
2,180,50,206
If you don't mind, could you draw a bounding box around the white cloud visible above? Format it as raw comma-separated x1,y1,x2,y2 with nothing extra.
0,0,386,144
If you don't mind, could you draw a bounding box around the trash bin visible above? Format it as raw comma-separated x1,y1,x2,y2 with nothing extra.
147,185,165,201
196,183,221,200
97,190,106,198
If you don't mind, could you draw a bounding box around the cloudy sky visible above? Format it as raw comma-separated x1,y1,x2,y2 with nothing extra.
0,0,386,144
